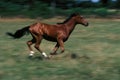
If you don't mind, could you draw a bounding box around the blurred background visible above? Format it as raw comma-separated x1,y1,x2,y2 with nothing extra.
0,0,119,18
0,1,120,80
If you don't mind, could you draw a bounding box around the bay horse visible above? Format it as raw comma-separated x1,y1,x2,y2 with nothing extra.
7,13,89,58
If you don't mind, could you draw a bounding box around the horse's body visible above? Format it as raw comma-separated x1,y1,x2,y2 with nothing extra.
30,23,68,42
7,13,89,58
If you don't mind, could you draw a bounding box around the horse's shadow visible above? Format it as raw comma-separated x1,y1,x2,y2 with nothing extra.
28,56,43,60
27,52,90,60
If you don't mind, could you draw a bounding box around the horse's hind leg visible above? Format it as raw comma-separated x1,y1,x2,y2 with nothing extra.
34,35,48,58
27,38,36,56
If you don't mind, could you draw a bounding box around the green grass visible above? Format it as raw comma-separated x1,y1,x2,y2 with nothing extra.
0,18,120,80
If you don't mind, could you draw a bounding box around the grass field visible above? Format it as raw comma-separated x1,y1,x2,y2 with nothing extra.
0,18,120,80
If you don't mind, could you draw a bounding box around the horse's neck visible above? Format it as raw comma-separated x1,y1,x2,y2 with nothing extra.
65,18,76,35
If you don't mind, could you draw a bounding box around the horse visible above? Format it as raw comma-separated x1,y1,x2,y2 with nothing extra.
6,13,89,58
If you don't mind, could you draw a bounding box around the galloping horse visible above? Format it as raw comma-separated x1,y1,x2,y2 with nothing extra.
7,13,89,58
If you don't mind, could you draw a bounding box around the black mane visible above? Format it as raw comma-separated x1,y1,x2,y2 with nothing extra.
57,13,79,24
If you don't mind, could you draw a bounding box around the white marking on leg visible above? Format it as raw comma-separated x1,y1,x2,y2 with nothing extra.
29,51,35,56
42,52,48,58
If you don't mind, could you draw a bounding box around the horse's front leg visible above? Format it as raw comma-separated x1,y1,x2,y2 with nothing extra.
50,43,59,55
57,39,65,53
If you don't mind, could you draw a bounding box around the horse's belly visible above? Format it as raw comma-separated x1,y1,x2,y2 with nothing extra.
43,35,57,42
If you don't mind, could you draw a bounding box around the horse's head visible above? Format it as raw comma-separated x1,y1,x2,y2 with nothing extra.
72,13,89,26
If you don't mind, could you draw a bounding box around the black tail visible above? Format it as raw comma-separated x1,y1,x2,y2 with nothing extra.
6,26,30,39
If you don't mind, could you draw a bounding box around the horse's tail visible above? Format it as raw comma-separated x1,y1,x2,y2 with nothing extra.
6,26,30,39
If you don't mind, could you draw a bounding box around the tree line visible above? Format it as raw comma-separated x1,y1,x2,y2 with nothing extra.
0,0,119,18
